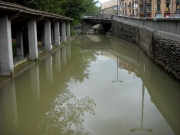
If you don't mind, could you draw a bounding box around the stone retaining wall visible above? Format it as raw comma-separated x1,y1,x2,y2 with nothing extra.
112,19,180,81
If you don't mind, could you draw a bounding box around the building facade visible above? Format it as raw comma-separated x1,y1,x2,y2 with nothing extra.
120,0,180,17
101,0,119,14
101,0,180,18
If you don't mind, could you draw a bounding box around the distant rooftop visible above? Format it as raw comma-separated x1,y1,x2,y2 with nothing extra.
101,0,118,10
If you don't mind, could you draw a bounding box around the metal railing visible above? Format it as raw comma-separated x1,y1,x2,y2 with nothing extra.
112,15,180,35
82,14,112,19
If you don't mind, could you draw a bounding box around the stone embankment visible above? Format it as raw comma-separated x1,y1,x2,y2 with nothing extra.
112,19,180,81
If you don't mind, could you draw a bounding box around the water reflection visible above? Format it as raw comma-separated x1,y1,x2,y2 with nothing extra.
62,46,67,66
30,64,40,100
46,55,53,84
54,49,61,73
67,42,71,60
0,35,180,135
37,88,95,135
0,80,18,134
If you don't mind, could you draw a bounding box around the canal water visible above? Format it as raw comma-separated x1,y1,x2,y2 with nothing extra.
0,35,180,135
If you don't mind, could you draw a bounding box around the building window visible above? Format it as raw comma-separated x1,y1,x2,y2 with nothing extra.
157,4,161,11
140,6,144,12
147,5,151,11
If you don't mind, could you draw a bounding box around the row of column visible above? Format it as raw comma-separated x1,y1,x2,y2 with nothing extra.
0,15,71,76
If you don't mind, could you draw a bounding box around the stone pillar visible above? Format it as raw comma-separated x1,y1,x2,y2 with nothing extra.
0,16,14,76
54,50,61,73
44,20,52,51
62,46,66,65
16,31,24,56
51,28,54,45
2,80,18,131
42,29,45,46
54,21,60,46
67,42,71,60
27,19,38,60
46,55,53,83
61,21,66,42
30,64,40,101
67,22,71,40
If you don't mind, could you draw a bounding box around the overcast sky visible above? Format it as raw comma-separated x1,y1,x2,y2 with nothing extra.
99,0,109,3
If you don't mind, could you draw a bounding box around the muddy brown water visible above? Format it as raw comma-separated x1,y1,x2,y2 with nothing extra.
0,35,180,135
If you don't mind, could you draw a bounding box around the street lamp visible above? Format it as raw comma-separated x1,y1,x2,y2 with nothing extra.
144,0,147,17
112,57,123,82
117,0,119,15
130,82,153,133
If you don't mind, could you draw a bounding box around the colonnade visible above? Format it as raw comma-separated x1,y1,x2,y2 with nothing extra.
0,15,71,76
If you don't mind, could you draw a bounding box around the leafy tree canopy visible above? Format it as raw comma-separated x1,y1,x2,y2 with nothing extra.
3,0,99,23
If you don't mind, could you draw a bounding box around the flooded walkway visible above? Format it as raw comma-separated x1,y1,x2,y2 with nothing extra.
0,35,180,135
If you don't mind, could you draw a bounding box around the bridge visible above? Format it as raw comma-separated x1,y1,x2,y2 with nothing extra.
0,1,73,76
82,14,112,34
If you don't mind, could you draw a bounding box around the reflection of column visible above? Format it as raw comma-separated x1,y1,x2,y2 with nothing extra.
46,55,53,83
66,42,71,60
62,46,67,65
54,50,61,73
30,64,40,100
16,31,24,56
2,80,18,131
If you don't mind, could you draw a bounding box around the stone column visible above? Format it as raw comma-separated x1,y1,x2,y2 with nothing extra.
67,42,71,60
67,22,71,40
16,31,24,56
30,64,40,101
44,20,52,51
62,46,66,65
54,50,61,73
54,21,60,46
0,16,14,76
28,19,38,60
42,29,45,46
61,21,66,42
51,28,54,45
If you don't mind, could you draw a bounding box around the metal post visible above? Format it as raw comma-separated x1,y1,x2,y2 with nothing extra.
178,0,180,17
117,0,118,15
144,0,147,17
